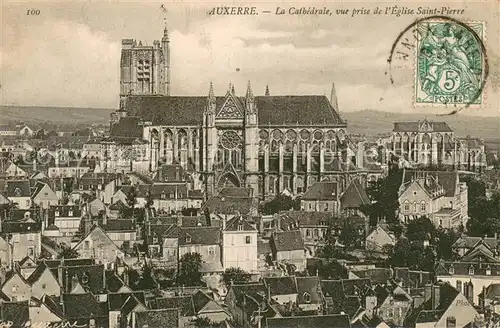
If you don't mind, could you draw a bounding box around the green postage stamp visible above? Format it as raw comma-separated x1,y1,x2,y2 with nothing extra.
415,20,486,107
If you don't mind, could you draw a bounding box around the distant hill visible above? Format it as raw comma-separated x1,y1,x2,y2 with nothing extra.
0,105,112,126
1,106,498,140
342,110,500,141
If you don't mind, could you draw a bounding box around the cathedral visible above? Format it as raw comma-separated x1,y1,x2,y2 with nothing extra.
110,28,359,198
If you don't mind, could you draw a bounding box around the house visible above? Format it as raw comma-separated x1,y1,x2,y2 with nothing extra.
131,308,180,328
270,230,306,272
222,216,258,273
189,290,230,323
340,178,371,217
398,170,469,228
72,225,124,266
48,204,82,237
121,183,191,213
1,271,31,301
404,282,481,328
266,314,351,328
28,294,64,326
31,181,59,209
372,284,413,327
301,181,341,214
365,223,396,253
5,180,32,209
101,219,137,249
108,199,129,219
163,226,222,273
225,283,280,327
2,219,42,262
264,276,298,305
452,235,498,257
152,295,195,327
0,236,11,268
275,211,331,257
43,258,106,294
78,172,122,204
108,292,148,328
26,261,61,299
479,283,500,315
19,125,33,137
4,162,28,178
62,293,109,327
0,125,18,136
48,159,92,179
435,238,500,305
296,276,323,314
18,255,37,279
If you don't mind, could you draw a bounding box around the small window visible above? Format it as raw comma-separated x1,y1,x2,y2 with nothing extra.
245,236,251,244
306,229,310,237
185,234,192,243
486,266,492,275
449,265,454,274
84,241,90,249
420,202,426,212
303,292,311,303
42,284,47,289
238,224,243,231
325,203,329,211
404,202,410,212
469,266,474,275
68,210,73,216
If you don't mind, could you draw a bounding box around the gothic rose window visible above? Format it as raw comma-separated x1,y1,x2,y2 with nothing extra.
220,130,241,150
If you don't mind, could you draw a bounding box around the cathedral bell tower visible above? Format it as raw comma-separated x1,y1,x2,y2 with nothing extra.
203,82,217,195
244,81,260,196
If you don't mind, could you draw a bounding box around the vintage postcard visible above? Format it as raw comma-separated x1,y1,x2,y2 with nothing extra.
1,0,500,327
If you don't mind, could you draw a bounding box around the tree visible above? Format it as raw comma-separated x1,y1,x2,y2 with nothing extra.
222,267,251,286
177,253,203,286
57,247,80,259
339,223,360,250
406,216,437,243
260,194,301,215
362,165,402,225
437,228,459,260
192,317,222,328
135,262,158,290
388,238,435,272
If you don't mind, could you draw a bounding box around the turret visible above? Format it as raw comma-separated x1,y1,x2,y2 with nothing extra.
245,80,255,114
161,24,171,95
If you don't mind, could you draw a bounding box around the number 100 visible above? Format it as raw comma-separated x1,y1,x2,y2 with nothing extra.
27,9,40,15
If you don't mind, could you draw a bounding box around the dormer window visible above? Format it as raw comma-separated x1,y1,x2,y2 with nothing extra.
469,266,475,275
98,184,102,190
185,234,191,243
55,210,60,217
81,272,89,285
449,264,455,274
14,188,22,197
161,191,166,199
486,266,492,275
238,224,243,231
303,292,311,303
68,210,73,216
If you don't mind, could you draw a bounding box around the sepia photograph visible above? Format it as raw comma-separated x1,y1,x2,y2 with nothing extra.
0,0,499,327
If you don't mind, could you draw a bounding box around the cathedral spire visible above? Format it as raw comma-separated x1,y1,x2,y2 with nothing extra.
231,83,235,94
330,82,339,111
265,84,270,96
246,81,254,100
208,82,216,104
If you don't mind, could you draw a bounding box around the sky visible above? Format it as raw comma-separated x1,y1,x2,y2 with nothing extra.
1,0,499,117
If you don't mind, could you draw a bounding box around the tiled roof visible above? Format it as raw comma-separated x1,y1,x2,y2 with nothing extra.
340,179,370,209
393,120,453,133
107,292,145,311
452,236,497,250
50,264,105,294
281,211,331,228
271,230,304,252
353,268,393,284
110,116,143,138
101,219,135,232
2,220,41,233
154,296,195,316
191,290,215,314
302,182,339,201
62,293,108,319
266,314,351,328
264,276,298,296
106,273,127,293
0,301,30,327
154,164,188,182
5,180,31,197
402,169,459,197
108,199,128,211
165,226,220,246
229,283,267,307
124,95,344,127
49,205,82,218
26,261,57,285
134,309,179,328
121,184,188,199
483,283,500,299
203,195,254,215
296,276,322,304
224,216,256,232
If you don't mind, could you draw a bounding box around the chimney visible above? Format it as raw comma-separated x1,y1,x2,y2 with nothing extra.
432,284,440,310
356,142,364,169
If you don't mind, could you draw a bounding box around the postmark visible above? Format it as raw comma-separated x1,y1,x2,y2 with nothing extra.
387,16,489,114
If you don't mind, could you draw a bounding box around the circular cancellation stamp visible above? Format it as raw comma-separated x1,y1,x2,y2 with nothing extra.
387,16,489,113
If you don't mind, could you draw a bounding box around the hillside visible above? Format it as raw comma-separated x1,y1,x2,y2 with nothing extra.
1,106,498,140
